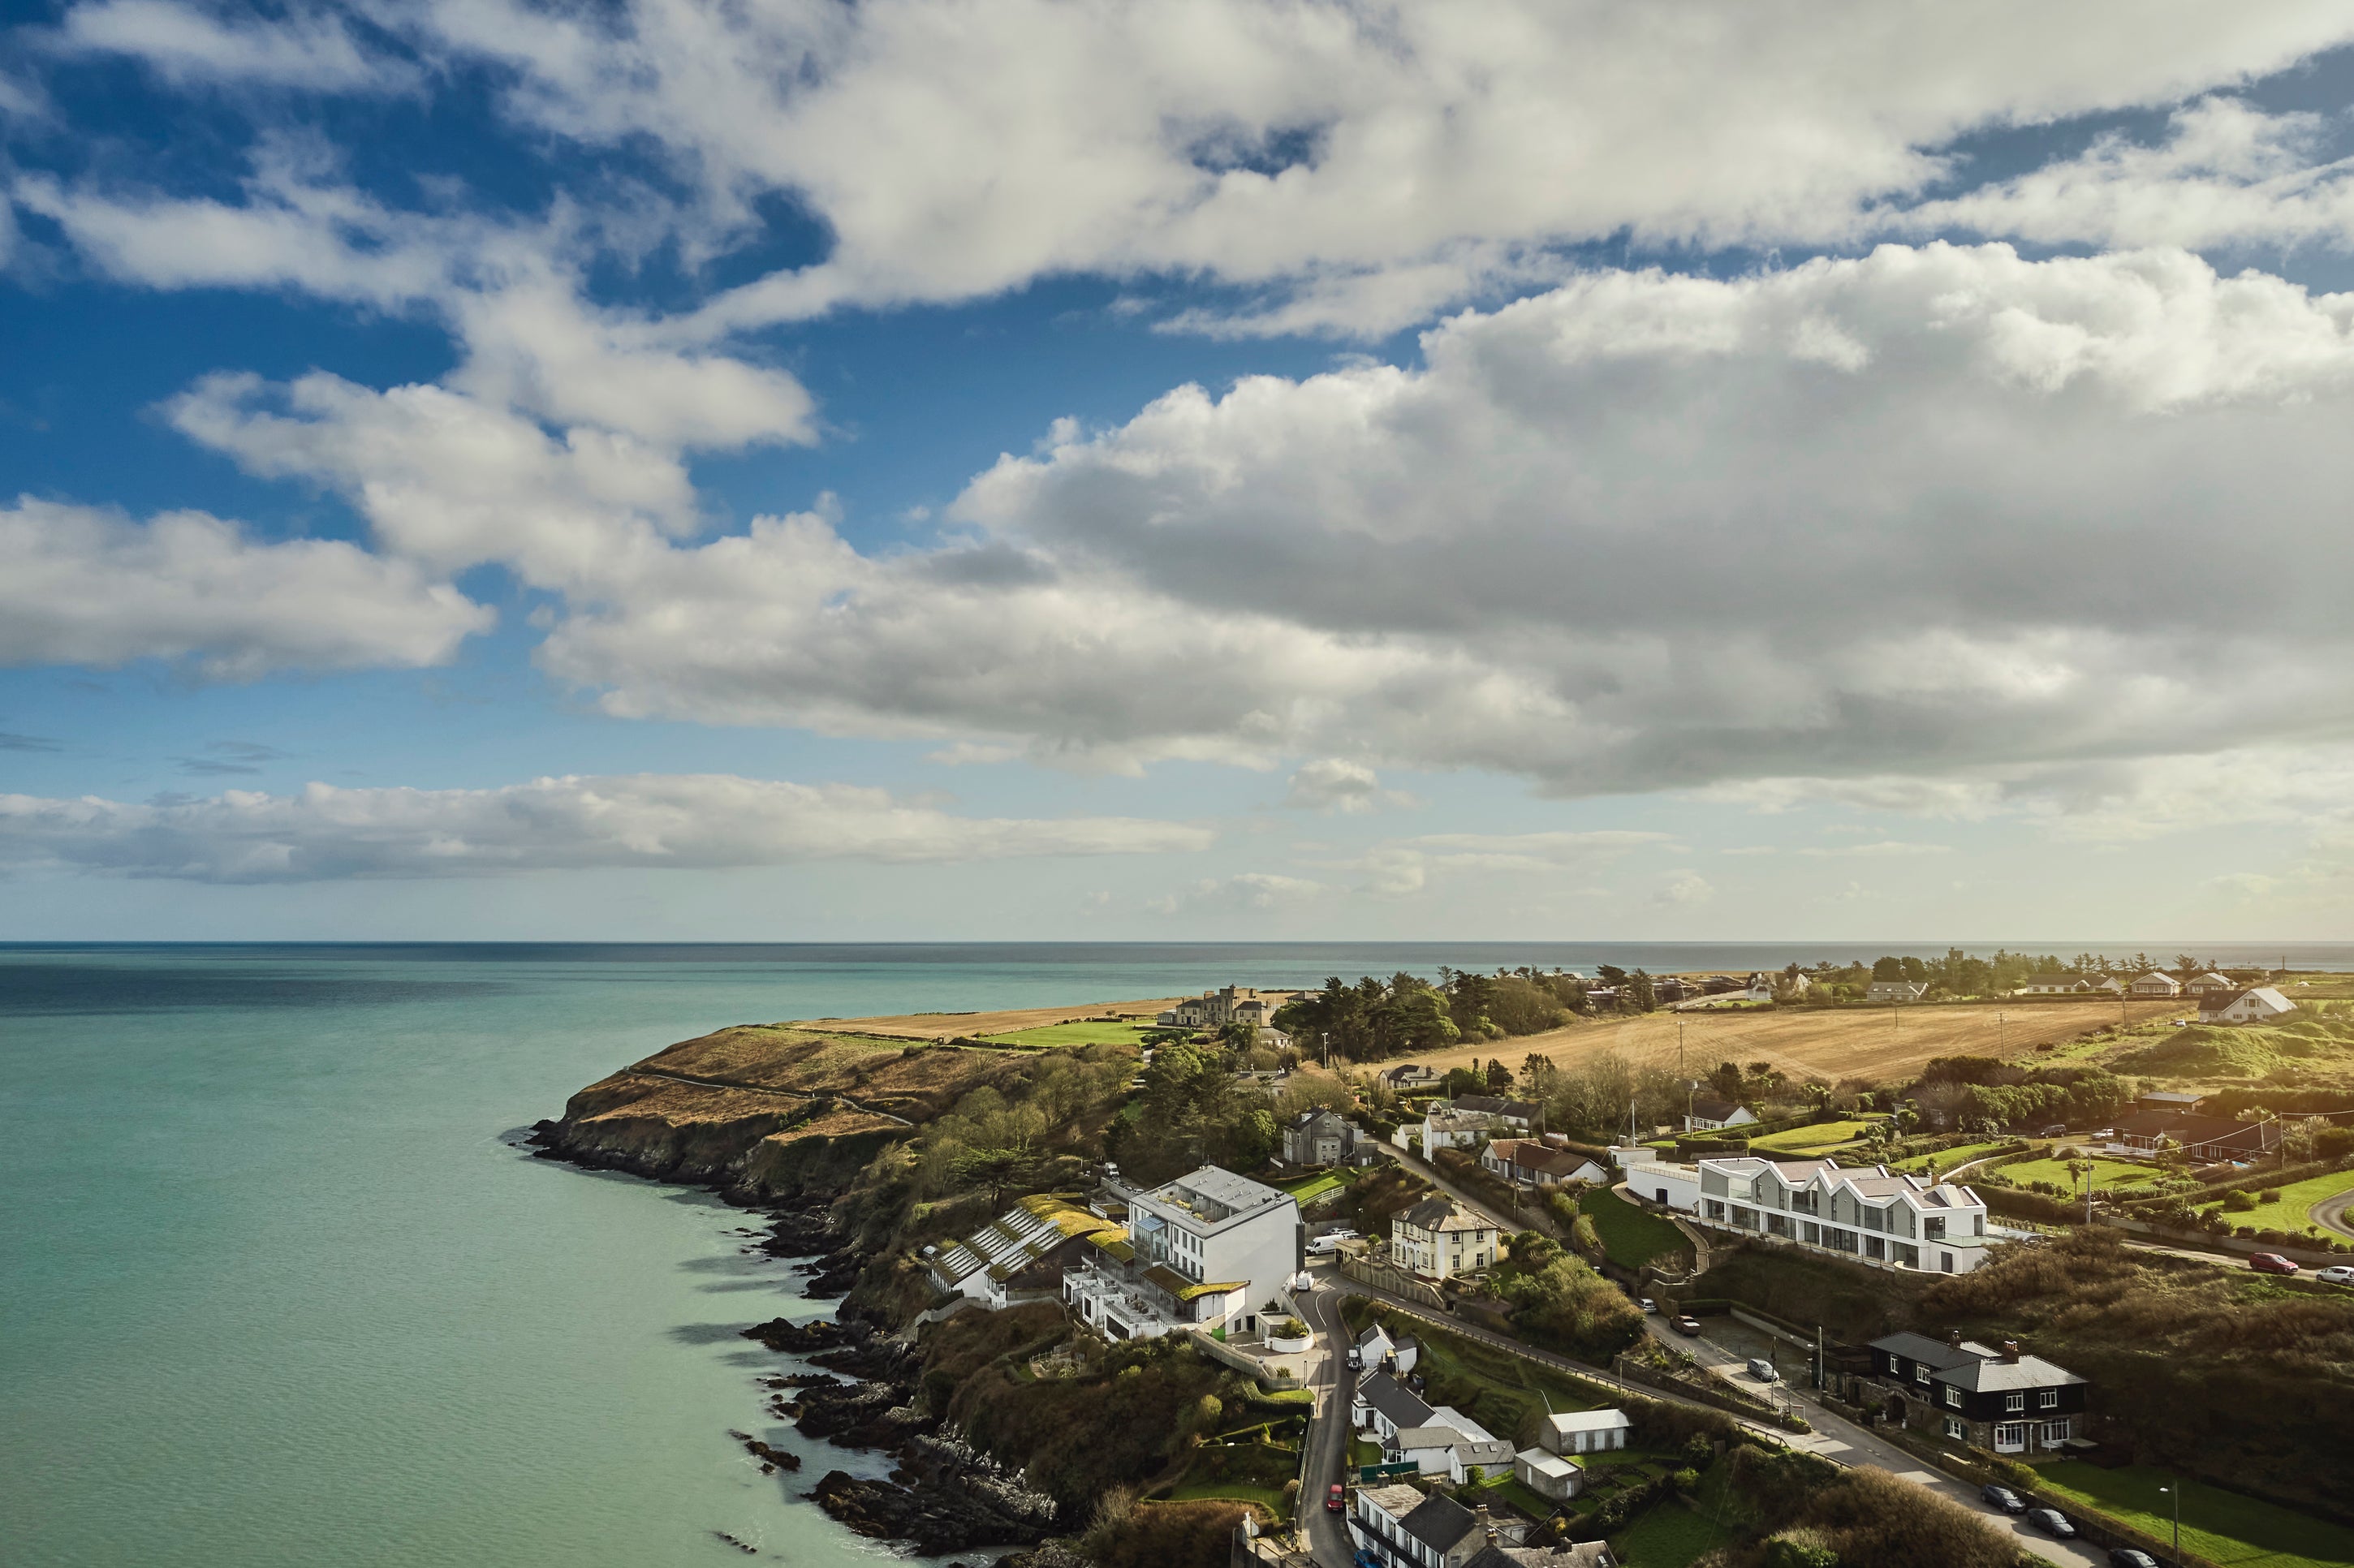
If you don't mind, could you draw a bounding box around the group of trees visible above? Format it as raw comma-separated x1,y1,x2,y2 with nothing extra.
1102,1040,1285,1182
916,1048,1136,1208
1487,1230,1648,1361
1904,1055,2133,1132
1273,967,1678,1063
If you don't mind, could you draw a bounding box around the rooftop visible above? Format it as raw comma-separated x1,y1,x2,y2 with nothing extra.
1546,1408,1631,1433
1358,1369,1435,1429
1398,1490,1480,1553
1871,1330,2002,1370
1395,1196,1496,1234
1143,1164,1292,1226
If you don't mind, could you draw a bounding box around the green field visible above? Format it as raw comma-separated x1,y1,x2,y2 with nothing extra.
1162,1480,1291,1518
1276,1170,1347,1202
1992,1154,2163,1190
978,1019,1159,1049
1748,1119,1874,1154
1611,1499,1735,1567
2200,1168,2354,1238
1581,1187,1692,1270
1888,1140,2011,1174
2031,1462,2354,1567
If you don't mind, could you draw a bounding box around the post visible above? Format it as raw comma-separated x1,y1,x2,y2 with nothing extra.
1814,1324,1824,1392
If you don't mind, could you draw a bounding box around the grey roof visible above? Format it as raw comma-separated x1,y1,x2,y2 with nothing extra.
1688,1094,1744,1120
1357,1323,1392,1348
1465,1547,1616,1568
1454,1095,1539,1121
1158,1165,1287,1214
1357,1370,1435,1429
1938,1355,2085,1393
1398,1490,1480,1553
1870,1331,1998,1371
1358,1483,1429,1523
1396,1197,1495,1233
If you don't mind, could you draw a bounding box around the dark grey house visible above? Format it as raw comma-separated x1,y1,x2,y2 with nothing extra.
1867,1329,2088,1454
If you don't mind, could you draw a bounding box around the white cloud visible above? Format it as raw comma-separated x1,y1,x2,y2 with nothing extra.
1283,758,1414,814
0,497,489,677
1658,869,1716,906
0,773,1212,883
1796,841,1955,858
54,2,412,93
1145,872,1327,915
1339,828,1666,898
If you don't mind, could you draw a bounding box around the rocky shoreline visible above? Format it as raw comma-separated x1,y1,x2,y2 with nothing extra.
527,1121,1062,1559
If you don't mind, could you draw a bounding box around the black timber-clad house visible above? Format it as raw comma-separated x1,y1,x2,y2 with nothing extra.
1866,1329,2088,1454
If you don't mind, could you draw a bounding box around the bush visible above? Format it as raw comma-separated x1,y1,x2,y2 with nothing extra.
1669,1467,1700,1494
2261,1188,2283,1204
2223,1189,2257,1212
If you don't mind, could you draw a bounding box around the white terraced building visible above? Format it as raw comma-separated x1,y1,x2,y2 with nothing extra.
1688,1157,1994,1275
1063,1164,1300,1340
927,1194,1127,1308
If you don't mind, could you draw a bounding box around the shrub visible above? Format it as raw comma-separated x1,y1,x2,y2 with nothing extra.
2223,1189,2257,1212
2261,1188,2283,1203
1669,1467,1700,1494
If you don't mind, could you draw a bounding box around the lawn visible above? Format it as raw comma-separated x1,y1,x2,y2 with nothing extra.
1748,1118,1875,1153
1611,1499,1735,1567
1163,1480,1291,1519
1277,1170,1349,1203
2199,1167,2354,1238
1888,1139,2012,1174
1991,1154,2163,1190
977,1019,1158,1049
1581,1187,1692,1271
2031,1462,2354,1567
1464,1475,1560,1523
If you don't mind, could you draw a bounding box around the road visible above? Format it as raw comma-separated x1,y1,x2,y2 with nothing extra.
1287,1258,2104,1568
2313,1187,2354,1243
1381,1142,1524,1232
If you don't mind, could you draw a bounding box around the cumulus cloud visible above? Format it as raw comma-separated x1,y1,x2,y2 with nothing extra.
1658,870,1716,906
1146,872,1327,915
1283,759,1415,814
0,773,1213,883
0,497,490,677
1343,829,1667,898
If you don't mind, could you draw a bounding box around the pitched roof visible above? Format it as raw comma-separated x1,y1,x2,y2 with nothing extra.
1357,1370,1435,1429
1453,1095,1539,1121
1938,1355,2085,1393
1546,1408,1632,1433
1515,1447,1581,1480
1357,1483,1429,1522
1511,1145,1593,1178
1397,1490,1480,1553
1869,1331,1998,1370
1395,1197,1495,1233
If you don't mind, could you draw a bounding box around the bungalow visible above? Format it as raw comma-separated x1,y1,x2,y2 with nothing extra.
1382,1063,1443,1093
1541,1408,1632,1456
2128,971,2183,997
2016,974,2088,995
2184,971,2240,997
1866,980,1929,1004
1349,1484,1482,1568
2136,1090,2205,1113
2109,1110,2281,1163
1683,1095,1757,1133
1392,1408,1514,1483
1424,1108,1504,1152
1509,1144,1608,1189
1868,1330,2088,1454
2201,987,2297,1026
1513,1447,1584,1501
1283,1107,1359,1166
1356,1368,1437,1441
1452,1094,1541,1131
1390,1197,1504,1281
1356,1321,1420,1376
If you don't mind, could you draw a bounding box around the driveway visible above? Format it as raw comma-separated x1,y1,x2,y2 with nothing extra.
1649,1316,2109,1568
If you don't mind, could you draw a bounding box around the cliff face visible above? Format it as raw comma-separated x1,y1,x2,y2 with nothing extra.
535,1023,1020,1200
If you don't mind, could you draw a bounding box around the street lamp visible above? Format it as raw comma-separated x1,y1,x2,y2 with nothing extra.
2158,1481,2181,1555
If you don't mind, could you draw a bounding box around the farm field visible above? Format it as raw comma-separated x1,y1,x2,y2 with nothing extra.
1398,998,2188,1088
791,996,1183,1040
978,1019,1166,1049
1991,1154,2163,1190
1747,1118,1874,1153
2030,1461,2354,1568
2199,1168,2354,1235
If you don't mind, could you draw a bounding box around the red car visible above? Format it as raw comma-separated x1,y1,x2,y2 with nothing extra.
1327,1484,1346,1513
2249,1252,2300,1276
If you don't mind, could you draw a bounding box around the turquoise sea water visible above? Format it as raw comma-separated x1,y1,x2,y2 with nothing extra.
6,941,2350,1566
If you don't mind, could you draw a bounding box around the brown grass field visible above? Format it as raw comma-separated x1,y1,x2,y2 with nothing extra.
791,997,1184,1040
1402,997,2192,1084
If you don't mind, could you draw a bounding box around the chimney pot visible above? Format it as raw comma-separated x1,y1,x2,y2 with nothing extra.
1947,1329,1963,1349
2000,1340,2020,1363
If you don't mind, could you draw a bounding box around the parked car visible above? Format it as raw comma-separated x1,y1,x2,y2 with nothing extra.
2248,1252,2300,1276
2037,1123,2069,1138
2025,1509,2078,1539
1327,1484,1346,1514
1746,1358,1780,1382
1345,1347,1361,1370
1638,1298,1658,1314
1673,1316,1702,1336
2109,1550,2160,1568
1980,1484,2025,1514
2316,1264,2354,1286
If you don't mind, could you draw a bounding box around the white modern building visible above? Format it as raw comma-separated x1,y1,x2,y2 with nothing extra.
1541,1408,1632,1455
1062,1164,1300,1340
1684,1156,1994,1275
927,1193,1127,1307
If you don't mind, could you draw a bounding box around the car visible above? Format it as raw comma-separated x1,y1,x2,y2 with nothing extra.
1327,1484,1345,1514
2109,1550,2161,1568
1638,1298,1658,1315
1355,1553,1383,1568
2317,1264,2354,1286
1746,1358,1780,1382
2025,1509,2078,1539
2038,1124,2069,1137
1673,1316,1702,1336
1980,1484,2026,1514
2249,1252,2300,1276
1345,1348,1361,1370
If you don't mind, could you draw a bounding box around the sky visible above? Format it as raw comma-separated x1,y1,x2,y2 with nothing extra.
6,3,2354,942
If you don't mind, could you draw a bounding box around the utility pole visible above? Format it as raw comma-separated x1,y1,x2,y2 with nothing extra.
2160,1480,2181,1557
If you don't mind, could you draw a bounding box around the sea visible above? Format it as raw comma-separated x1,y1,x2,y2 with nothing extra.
6,941,2349,1567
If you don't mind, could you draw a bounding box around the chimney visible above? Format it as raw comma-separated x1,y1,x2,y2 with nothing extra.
1947,1329,1963,1349
1477,1504,1496,1545
2000,1340,2020,1364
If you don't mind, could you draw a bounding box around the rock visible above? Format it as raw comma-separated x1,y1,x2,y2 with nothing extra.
805,1470,1049,1556
741,1316,848,1354
729,1430,803,1471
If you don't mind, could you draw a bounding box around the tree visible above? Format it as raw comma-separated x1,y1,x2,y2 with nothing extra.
1628,970,1657,1012
1872,955,1904,980
953,1142,1039,1210
1522,1053,1559,1094
1485,1058,1512,1091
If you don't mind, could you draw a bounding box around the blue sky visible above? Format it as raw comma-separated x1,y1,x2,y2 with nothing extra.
6,2,2354,941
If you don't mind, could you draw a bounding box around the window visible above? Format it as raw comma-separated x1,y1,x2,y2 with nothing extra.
2042,1420,2070,1445
1945,1416,1966,1440
2005,1393,2024,1413
1943,1385,1963,1408
1995,1423,2028,1451
2039,1389,2059,1410
1886,1354,1901,1376
1914,1364,1929,1385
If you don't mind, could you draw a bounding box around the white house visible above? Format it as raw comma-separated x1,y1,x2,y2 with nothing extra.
1393,1407,1514,1482
1682,1095,1757,1133
1865,980,1929,1004
2201,987,2297,1025
1380,1063,1442,1093
1689,1156,1994,1275
1423,1108,1503,1152
1626,1159,1701,1213
2016,974,2087,995
1355,1369,1437,1442
2128,971,2183,997
2184,971,2240,997
1451,1095,1540,1131
1062,1164,1300,1340
1350,1484,1483,1568
1356,1322,1421,1376
1390,1197,1503,1281
927,1193,1127,1307
1514,1447,1584,1501
1541,1408,1632,1456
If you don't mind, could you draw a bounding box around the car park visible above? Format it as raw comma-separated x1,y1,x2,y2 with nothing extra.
1327,1484,1346,1513
2026,1509,2078,1539
1673,1316,1702,1336
2108,1549,2160,1568
2249,1252,2300,1276
1746,1358,1779,1382
1980,1484,2025,1514
2317,1264,2354,1286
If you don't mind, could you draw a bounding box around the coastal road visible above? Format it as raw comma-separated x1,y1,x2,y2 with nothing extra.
1297,1277,1360,1568
2313,1188,2354,1243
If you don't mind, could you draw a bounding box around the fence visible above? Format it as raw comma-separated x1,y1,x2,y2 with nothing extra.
1340,1256,1448,1311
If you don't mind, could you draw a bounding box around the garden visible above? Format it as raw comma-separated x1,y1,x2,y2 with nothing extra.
1576,1187,1692,1272
2029,1461,2354,1568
